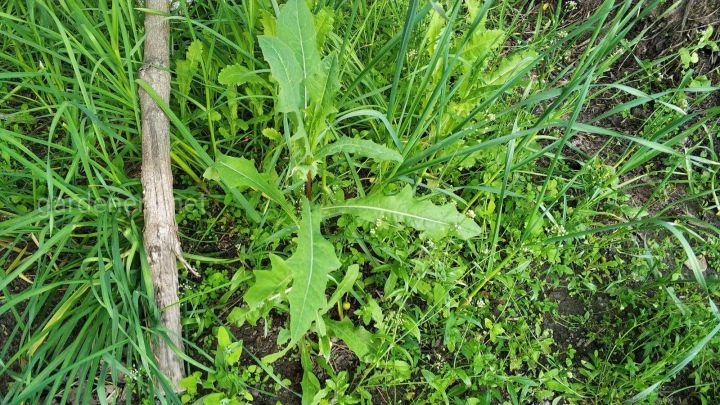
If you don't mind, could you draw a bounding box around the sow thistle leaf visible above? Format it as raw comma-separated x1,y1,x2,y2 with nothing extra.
325,318,375,359
314,7,335,49
179,372,201,396
306,55,339,122
287,200,341,342
462,29,505,68
176,60,195,98
176,39,204,98
277,0,322,82
218,63,264,87
486,49,538,86
244,254,292,309
186,40,204,64
258,35,303,113
324,264,359,312
217,326,232,349
300,343,321,404
204,154,295,219
322,186,480,240
316,137,402,162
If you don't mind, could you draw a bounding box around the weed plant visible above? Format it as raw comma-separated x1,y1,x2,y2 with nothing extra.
1,0,719,403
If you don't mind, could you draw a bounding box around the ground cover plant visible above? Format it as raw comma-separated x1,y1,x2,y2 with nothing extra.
1,0,719,403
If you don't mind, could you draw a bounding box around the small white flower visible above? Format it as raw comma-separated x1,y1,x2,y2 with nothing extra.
487,113,496,121
170,0,193,12
466,209,476,219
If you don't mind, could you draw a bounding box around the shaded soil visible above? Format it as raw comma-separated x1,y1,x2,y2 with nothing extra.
230,317,303,404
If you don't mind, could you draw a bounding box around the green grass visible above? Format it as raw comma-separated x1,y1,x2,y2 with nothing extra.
1,0,719,403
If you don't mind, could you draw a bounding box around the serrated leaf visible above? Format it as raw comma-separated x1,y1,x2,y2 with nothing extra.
314,8,335,49
244,254,292,309
218,63,264,87
176,40,204,99
425,9,445,56
322,186,481,240
486,49,537,86
462,29,504,68
262,127,283,142
277,0,322,83
260,9,276,36
187,40,204,64
287,199,341,342
306,55,339,122
203,154,295,220
176,59,196,98
325,318,375,359
316,137,402,162
258,35,303,113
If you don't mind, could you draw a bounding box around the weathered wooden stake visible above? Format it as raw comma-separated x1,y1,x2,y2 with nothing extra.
139,0,189,390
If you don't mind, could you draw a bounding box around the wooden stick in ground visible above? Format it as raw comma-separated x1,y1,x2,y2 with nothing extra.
139,0,186,390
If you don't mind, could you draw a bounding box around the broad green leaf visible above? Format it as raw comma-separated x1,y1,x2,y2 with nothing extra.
204,154,295,220
227,306,254,326
201,393,229,405
217,326,231,349
462,29,504,69
218,64,264,87
277,0,322,83
306,55,339,122
325,318,375,359
244,254,292,309
324,264,359,312
179,371,202,395
262,344,292,364
322,186,481,240
316,137,402,162
300,342,321,404
486,49,537,86
225,342,243,366
287,199,341,342
258,35,303,113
